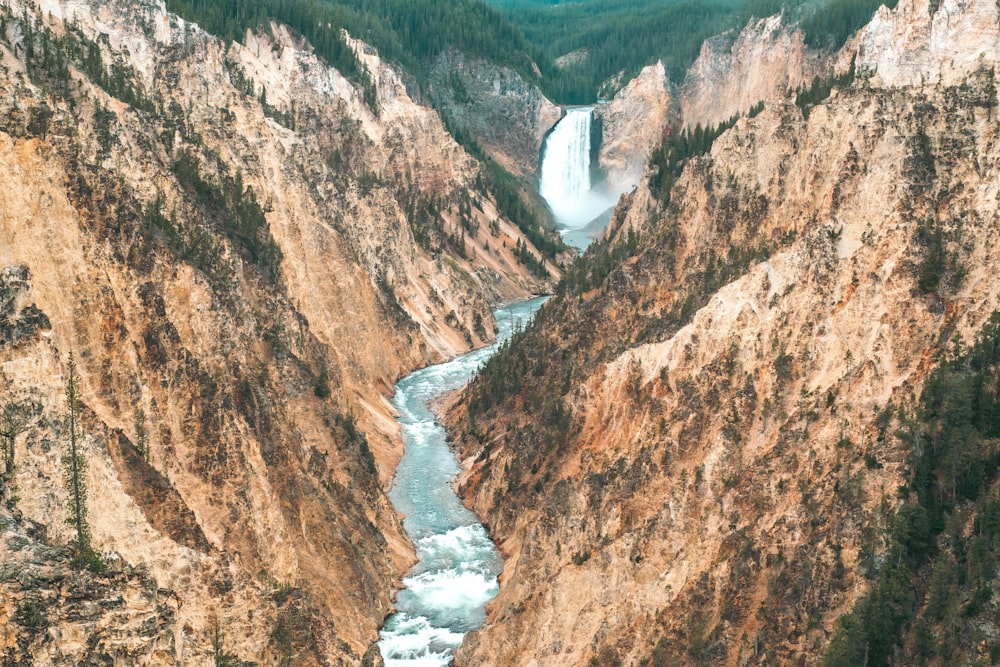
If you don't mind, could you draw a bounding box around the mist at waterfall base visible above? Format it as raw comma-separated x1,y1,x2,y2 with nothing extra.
378,297,548,666
539,107,620,249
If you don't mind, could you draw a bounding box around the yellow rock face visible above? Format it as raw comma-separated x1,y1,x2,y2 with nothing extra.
0,0,556,662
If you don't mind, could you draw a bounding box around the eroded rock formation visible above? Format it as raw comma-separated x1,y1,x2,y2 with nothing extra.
595,62,673,195
680,14,824,130
428,51,562,179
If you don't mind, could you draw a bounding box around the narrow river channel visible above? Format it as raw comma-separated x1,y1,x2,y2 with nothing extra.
378,296,548,666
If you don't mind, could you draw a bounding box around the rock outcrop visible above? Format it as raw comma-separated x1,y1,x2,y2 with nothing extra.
0,266,51,349
856,0,1000,87
595,62,674,195
680,14,824,130
0,506,184,665
0,0,558,662
428,51,562,179
448,0,1000,664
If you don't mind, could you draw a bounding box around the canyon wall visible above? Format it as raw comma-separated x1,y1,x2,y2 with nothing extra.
0,0,557,662
594,62,673,195
596,14,824,209
449,0,1000,664
428,51,562,180
680,14,825,130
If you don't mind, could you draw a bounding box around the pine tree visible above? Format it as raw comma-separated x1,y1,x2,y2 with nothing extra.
63,353,101,571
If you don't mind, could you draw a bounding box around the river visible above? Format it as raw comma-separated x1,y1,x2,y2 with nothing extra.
377,296,548,666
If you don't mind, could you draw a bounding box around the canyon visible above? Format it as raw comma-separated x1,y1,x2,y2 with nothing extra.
2,0,999,663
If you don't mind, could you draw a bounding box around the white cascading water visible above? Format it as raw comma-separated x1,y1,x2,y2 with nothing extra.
539,107,619,247
539,107,593,223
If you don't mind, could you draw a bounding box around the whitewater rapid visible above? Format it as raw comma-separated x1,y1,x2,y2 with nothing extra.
539,107,618,248
378,297,547,666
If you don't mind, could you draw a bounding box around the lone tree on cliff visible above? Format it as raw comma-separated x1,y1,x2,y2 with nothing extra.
63,353,101,570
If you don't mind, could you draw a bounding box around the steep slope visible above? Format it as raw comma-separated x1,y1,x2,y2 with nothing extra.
0,0,558,662
595,62,673,194
447,0,1000,664
680,13,824,129
428,50,562,181
597,15,822,207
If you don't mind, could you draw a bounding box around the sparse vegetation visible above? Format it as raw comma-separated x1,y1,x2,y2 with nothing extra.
165,0,538,112
13,595,46,630
647,101,764,205
213,625,248,667
314,367,332,399
142,192,232,286
450,123,563,261
913,217,964,296
794,59,856,119
8,12,157,112
0,400,32,477
170,150,283,285
270,604,313,666
166,0,378,112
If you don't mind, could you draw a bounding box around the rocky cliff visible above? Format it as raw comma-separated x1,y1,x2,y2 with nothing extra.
680,14,824,130
594,62,674,195
0,0,558,662
595,15,823,214
856,0,1000,88
428,51,562,180
448,0,1000,664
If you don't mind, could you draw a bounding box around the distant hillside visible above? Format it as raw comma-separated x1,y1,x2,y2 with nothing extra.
166,0,541,91
489,0,897,102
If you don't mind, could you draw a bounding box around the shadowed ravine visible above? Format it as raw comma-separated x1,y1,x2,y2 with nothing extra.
378,297,547,666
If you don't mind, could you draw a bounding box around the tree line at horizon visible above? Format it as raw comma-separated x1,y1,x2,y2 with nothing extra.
490,0,895,103
165,0,540,94
166,0,895,107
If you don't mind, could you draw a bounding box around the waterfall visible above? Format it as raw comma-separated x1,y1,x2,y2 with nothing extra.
539,107,618,248
539,108,593,220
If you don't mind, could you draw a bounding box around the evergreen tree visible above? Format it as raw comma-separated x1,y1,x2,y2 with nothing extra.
63,353,101,571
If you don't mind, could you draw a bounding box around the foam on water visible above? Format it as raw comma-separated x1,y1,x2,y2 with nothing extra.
404,567,497,617
378,297,548,666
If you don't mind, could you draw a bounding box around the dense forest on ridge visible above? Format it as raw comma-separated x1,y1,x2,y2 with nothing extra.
165,0,539,93
167,0,897,106
491,0,897,102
